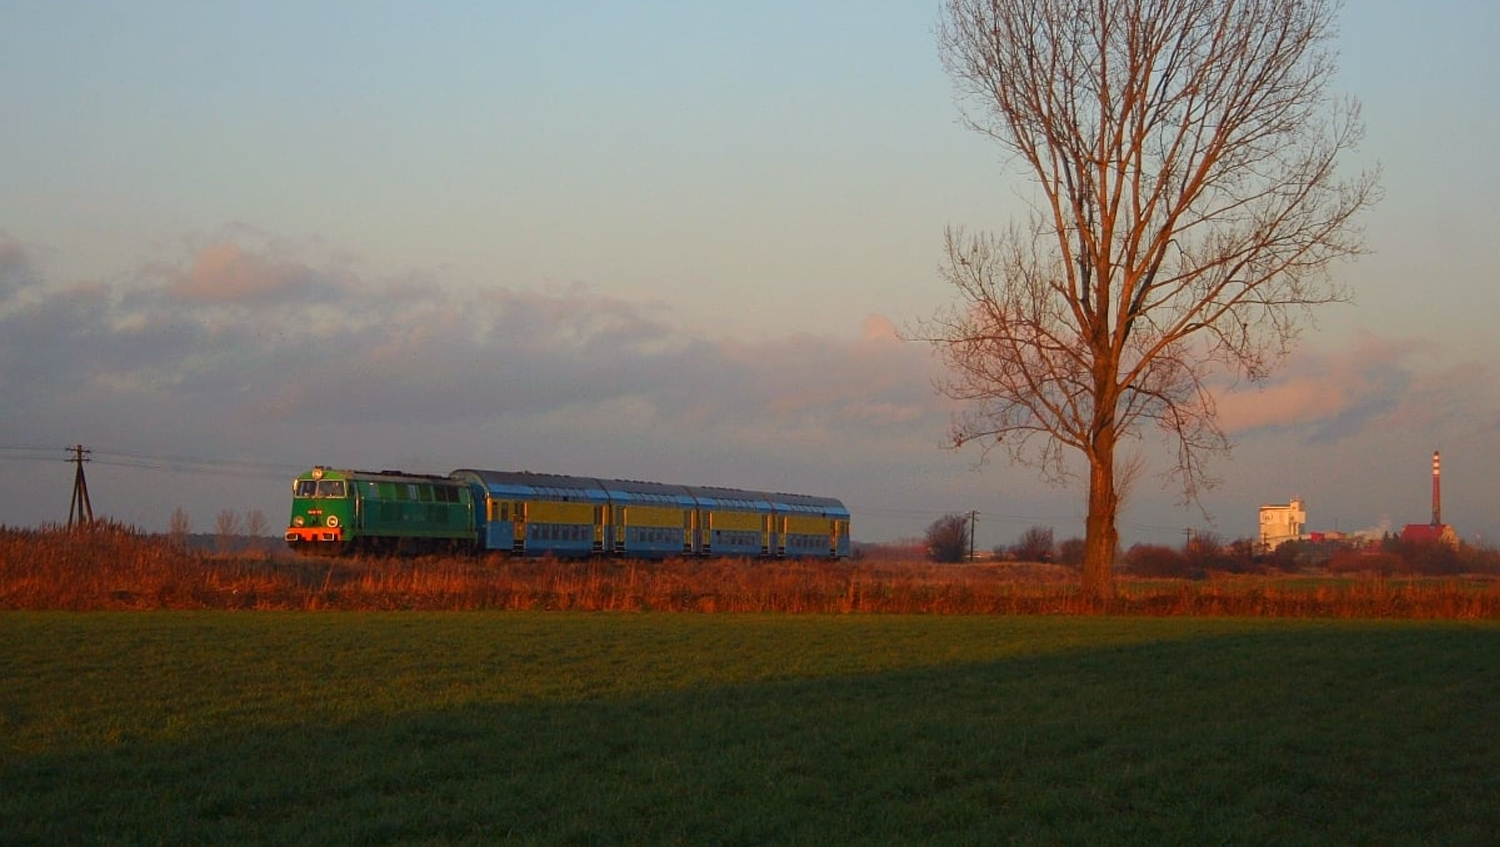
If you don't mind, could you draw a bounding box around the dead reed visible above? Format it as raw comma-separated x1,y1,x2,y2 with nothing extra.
2,523,1498,617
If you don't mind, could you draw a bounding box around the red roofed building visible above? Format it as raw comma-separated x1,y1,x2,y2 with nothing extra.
1400,522,1458,547
1402,451,1458,546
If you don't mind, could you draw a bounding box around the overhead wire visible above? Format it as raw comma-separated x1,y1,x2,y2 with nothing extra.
0,445,73,462
6,445,1224,542
0,444,306,481
851,503,1080,524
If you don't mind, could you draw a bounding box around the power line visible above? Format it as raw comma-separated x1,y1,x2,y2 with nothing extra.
90,451,304,480
851,503,1077,524
0,445,72,462
0,444,306,480
2,443,307,525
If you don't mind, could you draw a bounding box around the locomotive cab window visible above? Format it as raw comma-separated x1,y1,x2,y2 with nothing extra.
297,480,346,498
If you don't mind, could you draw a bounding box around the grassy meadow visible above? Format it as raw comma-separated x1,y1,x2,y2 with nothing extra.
3,612,1498,844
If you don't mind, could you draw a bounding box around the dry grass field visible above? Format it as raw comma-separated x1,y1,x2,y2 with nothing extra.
3,521,1498,617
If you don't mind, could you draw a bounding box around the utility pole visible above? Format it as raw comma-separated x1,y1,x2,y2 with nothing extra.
968,510,977,562
68,444,94,528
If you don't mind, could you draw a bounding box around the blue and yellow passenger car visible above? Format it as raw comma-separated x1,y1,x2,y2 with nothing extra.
451,468,850,559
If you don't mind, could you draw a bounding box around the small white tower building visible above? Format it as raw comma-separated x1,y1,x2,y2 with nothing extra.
1258,497,1306,551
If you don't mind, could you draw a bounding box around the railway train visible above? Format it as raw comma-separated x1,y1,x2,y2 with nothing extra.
284,466,851,559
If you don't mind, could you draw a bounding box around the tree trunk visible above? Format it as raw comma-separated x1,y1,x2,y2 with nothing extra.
1081,430,1118,599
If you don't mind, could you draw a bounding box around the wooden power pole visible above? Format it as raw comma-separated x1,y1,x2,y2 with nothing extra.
68,444,94,528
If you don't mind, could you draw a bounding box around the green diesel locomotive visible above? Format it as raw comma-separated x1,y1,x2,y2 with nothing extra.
284,466,477,555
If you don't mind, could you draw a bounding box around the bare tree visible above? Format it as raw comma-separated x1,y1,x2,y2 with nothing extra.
244,508,269,557
1183,529,1226,572
169,507,192,551
1012,525,1055,563
1056,537,1086,569
921,0,1379,596
214,509,241,555
925,513,972,563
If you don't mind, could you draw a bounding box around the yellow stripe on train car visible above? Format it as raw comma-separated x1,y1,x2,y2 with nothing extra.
784,515,834,535
524,501,596,524
621,505,684,528
709,510,763,532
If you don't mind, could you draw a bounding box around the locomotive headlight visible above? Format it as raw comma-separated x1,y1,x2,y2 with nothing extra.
326,515,340,528
293,516,305,527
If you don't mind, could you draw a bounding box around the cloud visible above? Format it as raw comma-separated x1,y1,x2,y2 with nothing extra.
1214,332,1424,438
0,235,948,468
161,233,353,304
860,313,901,342
0,232,41,304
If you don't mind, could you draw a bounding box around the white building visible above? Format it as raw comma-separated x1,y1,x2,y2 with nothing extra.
1258,498,1306,551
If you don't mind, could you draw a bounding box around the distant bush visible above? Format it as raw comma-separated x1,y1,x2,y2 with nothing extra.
1183,532,1230,575
1010,525,1055,563
1232,537,1500,577
1261,540,1312,571
1123,543,1198,579
1055,537,1086,569
1385,538,1463,576
4,524,1500,617
1465,545,1500,574
1326,549,1405,576
925,514,971,563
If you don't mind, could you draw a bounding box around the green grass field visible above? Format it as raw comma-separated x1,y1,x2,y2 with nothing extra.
3,613,1496,844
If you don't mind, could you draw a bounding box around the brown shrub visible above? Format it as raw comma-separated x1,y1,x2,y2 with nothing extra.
1327,549,1406,577
1123,543,1197,579
3,524,1498,618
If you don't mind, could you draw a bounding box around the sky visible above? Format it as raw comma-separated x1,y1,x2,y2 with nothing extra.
2,1,1498,551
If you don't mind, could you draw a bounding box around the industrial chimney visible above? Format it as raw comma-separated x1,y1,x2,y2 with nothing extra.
1431,450,1441,526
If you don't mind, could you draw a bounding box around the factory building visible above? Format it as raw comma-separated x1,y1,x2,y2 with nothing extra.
1258,497,1306,551
1400,450,1458,546
1258,452,1461,553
